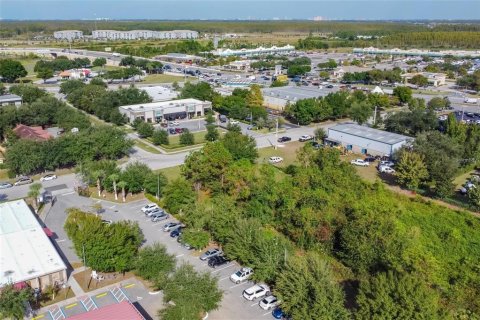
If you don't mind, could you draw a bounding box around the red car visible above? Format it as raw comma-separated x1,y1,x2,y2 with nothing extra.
175,128,184,134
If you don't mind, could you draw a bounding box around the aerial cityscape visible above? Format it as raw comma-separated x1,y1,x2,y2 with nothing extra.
0,1,480,320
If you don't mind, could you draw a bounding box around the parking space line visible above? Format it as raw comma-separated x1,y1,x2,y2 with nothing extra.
263,312,271,316
176,254,184,258
60,191,75,196
220,276,230,281
96,292,107,298
65,303,77,309
250,302,258,307
132,203,148,209
229,282,249,289
32,315,45,320
124,283,135,289
108,205,116,209
210,263,234,273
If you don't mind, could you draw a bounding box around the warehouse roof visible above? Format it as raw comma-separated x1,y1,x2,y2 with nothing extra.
119,98,209,112
0,94,22,103
329,123,412,145
0,200,66,287
262,86,329,102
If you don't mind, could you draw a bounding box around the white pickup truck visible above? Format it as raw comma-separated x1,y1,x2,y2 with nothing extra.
464,97,478,104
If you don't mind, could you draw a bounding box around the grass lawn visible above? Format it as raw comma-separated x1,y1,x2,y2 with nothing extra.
158,130,226,150
91,65,122,72
39,288,76,307
134,139,161,154
257,141,304,168
156,166,182,182
142,74,194,84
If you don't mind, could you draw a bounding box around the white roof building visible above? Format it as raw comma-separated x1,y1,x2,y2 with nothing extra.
0,200,67,289
212,45,295,57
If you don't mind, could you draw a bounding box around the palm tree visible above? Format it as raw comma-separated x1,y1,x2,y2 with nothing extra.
109,173,119,201
117,181,127,202
28,183,42,209
92,170,105,197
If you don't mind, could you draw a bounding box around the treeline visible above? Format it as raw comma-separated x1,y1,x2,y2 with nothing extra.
34,56,90,72
6,126,133,175
0,85,90,140
342,68,402,84
456,70,480,91
61,80,152,124
169,139,480,318
110,40,214,58
380,31,480,49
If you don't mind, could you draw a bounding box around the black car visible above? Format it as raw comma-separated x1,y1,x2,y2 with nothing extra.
207,255,229,268
364,156,376,163
168,128,176,134
277,136,291,143
170,227,183,238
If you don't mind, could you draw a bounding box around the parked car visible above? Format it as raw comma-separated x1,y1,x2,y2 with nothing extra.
378,165,395,174
219,115,228,123
163,222,181,232
151,212,169,222
308,141,322,149
350,159,369,167
200,248,223,261
380,160,395,167
268,156,284,164
14,177,33,186
0,182,13,189
40,174,57,182
170,227,183,238
101,219,113,225
230,267,253,284
168,128,176,134
299,135,313,142
175,128,184,134
259,295,279,310
141,203,159,213
243,284,271,301
272,308,287,319
170,121,180,126
208,255,230,268
460,181,476,194
145,208,164,217
364,156,376,163
230,120,239,125
277,136,291,143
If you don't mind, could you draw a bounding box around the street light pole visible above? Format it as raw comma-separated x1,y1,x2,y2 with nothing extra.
156,174,160,200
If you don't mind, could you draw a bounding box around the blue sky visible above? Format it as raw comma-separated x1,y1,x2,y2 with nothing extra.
1,0,478,20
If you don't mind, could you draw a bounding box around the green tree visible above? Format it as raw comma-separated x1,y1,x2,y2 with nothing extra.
182,229,210,250
121,161,153,194
28,182,42,209
393,86,413,105
162,178,196,214
109,173,119,201
356,272,440,320
0,284,33,320
395,149,429,190
205,124,219,142
427,96,449,110
152,129,169,145
159,264,222,320
409,74,429,87
0,59,27,83
120,55,136,66
349,101,373,125
0,83,6,95
92,170,106,197
92,57,107,68
246,84,264,106
37,68,54,83
59,79,85,95
179,128,195,145
117,180,127,202
64,208,143,272
9,84,47,104
314,127,327,141
275,253,350,320
134,243,175,287
136,121,154,138
221,131,258,162
467,186,480,210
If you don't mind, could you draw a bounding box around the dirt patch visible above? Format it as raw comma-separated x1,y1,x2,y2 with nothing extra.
73,268,135,293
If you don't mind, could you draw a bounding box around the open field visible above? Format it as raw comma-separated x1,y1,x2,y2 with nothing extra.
142,73,194,84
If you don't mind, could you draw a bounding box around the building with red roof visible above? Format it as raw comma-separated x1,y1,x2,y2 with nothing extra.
67,301,144,320
13,124,53,141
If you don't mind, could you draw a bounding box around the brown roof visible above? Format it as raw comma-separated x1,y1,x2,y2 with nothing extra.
13,124,52,141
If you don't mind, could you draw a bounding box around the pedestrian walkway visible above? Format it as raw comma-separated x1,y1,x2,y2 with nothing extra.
67,270,85,297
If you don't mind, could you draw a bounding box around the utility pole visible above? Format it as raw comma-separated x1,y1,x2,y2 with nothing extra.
274,118,279,149
82,244,87,288
156,174,160,200
373,105,378,125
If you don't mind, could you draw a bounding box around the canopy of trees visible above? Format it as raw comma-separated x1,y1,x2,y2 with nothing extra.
342,68,402,84
0,59,27,82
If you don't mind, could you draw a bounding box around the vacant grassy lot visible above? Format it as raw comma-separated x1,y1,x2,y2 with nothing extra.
257,141,303,168
142,74,194,84
156,166,182,182
134,139,161,154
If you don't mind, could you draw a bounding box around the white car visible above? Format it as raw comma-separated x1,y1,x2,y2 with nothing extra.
259,295,279,310
146,208,164,217
141,203,159,213
170,121,180,126
380,160,395,167
350,159,369,167
243,284,270,301
230,120,239,125
299,135,313,142
378,165,395,174
40,174,57,182
268,156,283,164
230,267,253,284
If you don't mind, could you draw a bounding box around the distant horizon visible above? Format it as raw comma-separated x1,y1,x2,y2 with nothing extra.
1,1,479,20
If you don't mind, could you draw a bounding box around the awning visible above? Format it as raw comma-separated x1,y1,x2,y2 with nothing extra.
14,281,28,290
43,227,54,237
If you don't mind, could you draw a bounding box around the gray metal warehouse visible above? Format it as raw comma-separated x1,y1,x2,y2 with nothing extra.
327,123,413,156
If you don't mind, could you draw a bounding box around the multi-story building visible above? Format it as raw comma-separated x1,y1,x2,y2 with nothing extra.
211,45,295,57
53,30,84,40
92,30,198,40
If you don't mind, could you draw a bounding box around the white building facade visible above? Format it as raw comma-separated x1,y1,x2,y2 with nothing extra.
212,45,295,57
119,98,211,123
92,30,198,40
53,30,84,40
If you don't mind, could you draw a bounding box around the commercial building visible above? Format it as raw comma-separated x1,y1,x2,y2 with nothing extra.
141,86,179,102
0,200,67,289
53,30,84,40
262,86,329,110
224,60,252,71
327,123,413,156
92,30,198,40
212,45,295,57
119,98,212,123
402,72,446,87
353,47,480,58
0,94,22,107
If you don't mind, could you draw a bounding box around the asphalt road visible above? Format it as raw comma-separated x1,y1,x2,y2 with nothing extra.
42,192,278,320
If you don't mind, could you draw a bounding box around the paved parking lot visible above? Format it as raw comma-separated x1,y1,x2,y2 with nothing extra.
43,194,276,319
